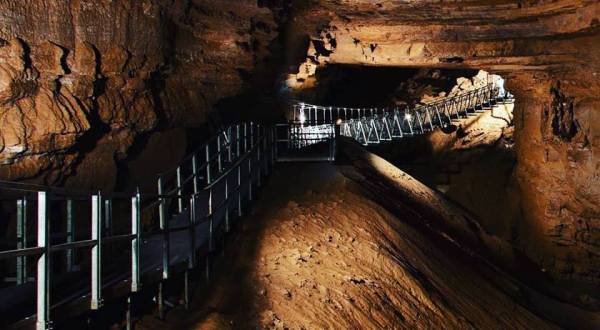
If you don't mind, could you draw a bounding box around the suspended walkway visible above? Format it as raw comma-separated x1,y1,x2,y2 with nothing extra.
290,84,513,146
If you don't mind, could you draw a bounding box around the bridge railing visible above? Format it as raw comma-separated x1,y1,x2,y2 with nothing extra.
274,123,336,162
0,122,275,329
291,83,500,126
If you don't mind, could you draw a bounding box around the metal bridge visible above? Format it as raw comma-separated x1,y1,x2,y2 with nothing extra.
291,84,512,146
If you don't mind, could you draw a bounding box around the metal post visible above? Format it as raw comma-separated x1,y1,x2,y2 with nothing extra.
184,195,195,310
243,123,248,153
104,199,112,236
237,164,242,217
192,155,199,194
236,124,241,158
91,192,102,310
36,191,50,330
131,189,141,292
250,122,254,147
104,198,112,257
17,197,27,284
66,199,74,273
189,195,197,269
158,281,165,320
158,176,168,319
206,187,213,282
227,126,232,163
184,270,190,311
217,134,222,173
248,144,253,202
208,187,213,252
176,166,183,213
225,176,230,233
126,297,133,330
206,144,211,185
257,124,262,188
158,177,169,280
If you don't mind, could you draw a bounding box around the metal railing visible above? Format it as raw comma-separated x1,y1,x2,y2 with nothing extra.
290,84,512,146
291,83,501,126
0,122,275,329
274,123,336,162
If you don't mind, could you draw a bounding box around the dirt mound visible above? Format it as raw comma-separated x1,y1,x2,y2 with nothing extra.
162,163,558,329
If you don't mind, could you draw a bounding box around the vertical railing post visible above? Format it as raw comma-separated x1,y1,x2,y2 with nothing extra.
184,194,196,310
131,189,141,293
257,124,262,188
17,197,27,284
36,191,50,330
208,187,213,252
243,123,248,153
227,126,233,163
188,195,197,269
225,174,230,233
104,198,112,237
250,122,254,148
157,176,168,319
192,155,199,195
206,187,213,282
66,198,74,273
104,198,112,257
205,144,211,185
217,134,223,173
237,162,242,218
248,124,253,201
236,124,242,217
158,177,169,280
176,166,183,213
91,192,103,310
126,296,133,330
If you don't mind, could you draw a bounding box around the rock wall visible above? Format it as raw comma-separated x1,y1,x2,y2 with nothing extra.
0,0,278,190
284,0,600,293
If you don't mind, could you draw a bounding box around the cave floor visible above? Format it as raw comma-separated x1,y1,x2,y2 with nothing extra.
133,161,569,329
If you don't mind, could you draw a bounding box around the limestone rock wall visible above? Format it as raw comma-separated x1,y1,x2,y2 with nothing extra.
0,0,278,190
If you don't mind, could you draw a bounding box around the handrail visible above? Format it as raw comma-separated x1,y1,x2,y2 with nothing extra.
0,122,276,330
291,84,498,124
337,84,511,146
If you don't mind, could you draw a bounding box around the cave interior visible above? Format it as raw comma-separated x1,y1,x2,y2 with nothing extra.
0,1,599,329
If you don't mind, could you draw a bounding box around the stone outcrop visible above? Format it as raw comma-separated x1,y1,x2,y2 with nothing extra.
0,0,278,190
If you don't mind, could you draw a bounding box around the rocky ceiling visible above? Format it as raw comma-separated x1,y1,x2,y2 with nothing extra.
0,0,598,302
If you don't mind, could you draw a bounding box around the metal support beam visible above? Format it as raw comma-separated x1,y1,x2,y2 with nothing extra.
66,199,74,273
131,190,141,293
17,197,27,284
36,191,50,330
91,193,103,310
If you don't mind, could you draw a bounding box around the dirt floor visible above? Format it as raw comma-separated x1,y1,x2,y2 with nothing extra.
134,160,574,330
